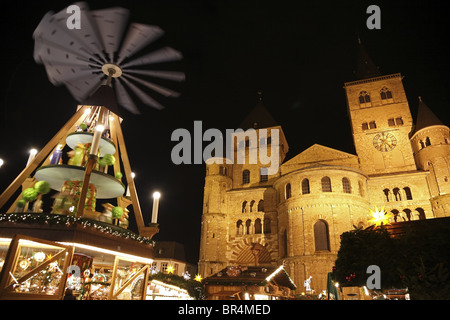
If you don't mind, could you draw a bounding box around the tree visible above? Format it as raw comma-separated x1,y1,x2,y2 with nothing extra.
334,226,402,289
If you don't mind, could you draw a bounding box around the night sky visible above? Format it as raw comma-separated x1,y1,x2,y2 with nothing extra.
1,0,450,263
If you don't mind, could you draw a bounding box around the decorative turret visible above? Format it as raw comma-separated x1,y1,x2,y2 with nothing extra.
410,97,450,217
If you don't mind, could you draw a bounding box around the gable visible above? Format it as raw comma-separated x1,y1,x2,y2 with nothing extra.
281,144,359,174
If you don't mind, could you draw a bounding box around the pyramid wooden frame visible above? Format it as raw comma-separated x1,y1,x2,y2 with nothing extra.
0,102,157,238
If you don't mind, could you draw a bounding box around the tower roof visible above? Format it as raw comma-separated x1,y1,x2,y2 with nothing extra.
355,38,381,80
239,92,278,130
414,97,444,132
82,84,122,117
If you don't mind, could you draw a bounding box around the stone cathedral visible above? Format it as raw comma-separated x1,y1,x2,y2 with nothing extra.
198,42,450,294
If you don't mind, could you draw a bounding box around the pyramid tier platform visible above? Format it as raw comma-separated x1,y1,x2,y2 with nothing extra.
34,165,125,199
65,132,116,156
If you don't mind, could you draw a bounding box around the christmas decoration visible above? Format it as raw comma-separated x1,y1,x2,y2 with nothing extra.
34,181,51,195
112,206,124,219
368,206,393,227
22,188,38,202
99,154,115,167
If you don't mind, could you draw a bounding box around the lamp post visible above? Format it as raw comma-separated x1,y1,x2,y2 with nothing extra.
151,191,161,224
0,158,3,168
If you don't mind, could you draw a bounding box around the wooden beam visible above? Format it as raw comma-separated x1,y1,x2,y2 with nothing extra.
112,113,146,232
0,106,88,211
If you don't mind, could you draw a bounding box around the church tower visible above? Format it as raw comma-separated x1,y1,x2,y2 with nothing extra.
344,40,417,174
198,157,233,277
410,98,450,217
198,93,288,278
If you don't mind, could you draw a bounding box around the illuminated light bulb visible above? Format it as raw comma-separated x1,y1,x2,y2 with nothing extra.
26,149,38,167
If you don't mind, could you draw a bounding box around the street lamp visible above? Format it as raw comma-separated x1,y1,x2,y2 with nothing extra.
0,158,4,168
151,191,161,224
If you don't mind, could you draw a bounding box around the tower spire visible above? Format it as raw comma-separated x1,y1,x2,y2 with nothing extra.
355,37,381,80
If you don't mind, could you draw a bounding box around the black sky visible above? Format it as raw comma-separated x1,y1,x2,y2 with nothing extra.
1,0,450,263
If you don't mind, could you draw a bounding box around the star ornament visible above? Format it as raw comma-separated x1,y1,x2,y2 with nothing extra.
368,206,393,227
194,274,203,282
166,265,175,274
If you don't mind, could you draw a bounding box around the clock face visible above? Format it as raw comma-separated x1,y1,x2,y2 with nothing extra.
373,132,397,152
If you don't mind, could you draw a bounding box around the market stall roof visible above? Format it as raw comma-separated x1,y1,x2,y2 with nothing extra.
0,213,154,260
205,265,296,290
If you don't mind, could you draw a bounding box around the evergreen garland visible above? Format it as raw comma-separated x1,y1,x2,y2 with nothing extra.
0,213,155,246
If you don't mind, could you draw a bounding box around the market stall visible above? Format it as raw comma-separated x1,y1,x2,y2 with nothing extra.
204,265,297,300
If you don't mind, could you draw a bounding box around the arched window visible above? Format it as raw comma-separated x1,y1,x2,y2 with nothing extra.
403,187,413,200
369,121,377,129
250,200,255,212
242,201,247,213
236,220,243,235
425,137,431,146
388,118,395,126
301,178,310,195
342,177,351,194
245,219,251,235
321,177,332,192
383,188,391,202
380,87,393,100
393,188,402,201
391,209,399,222
420,140,425,149
403,209,412,221
285,183,292,199
314,220,330,251
415,208,426,220
257,200,264,212
219,166,227,176
242,170,250,184
254,218,262,234
264,218,271,234
260,167,268,182
362,122,369,130
359,91,371,104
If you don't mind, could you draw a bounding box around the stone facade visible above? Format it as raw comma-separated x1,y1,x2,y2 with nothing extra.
198,70,450,295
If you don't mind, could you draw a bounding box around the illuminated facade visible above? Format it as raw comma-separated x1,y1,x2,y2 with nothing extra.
198,42,450,294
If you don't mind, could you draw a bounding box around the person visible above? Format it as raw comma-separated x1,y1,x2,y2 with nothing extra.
64,288,76,300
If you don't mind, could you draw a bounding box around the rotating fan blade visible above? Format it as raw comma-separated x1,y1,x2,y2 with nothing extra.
121,47,183,69
65,74,104,102
33,3,104,60
120,77,164,110
123,69,185,82
90,7,130,61
44,64,96,85
123,74,180,98
116,23,164,64
34,36,94,67
114,79,141,114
